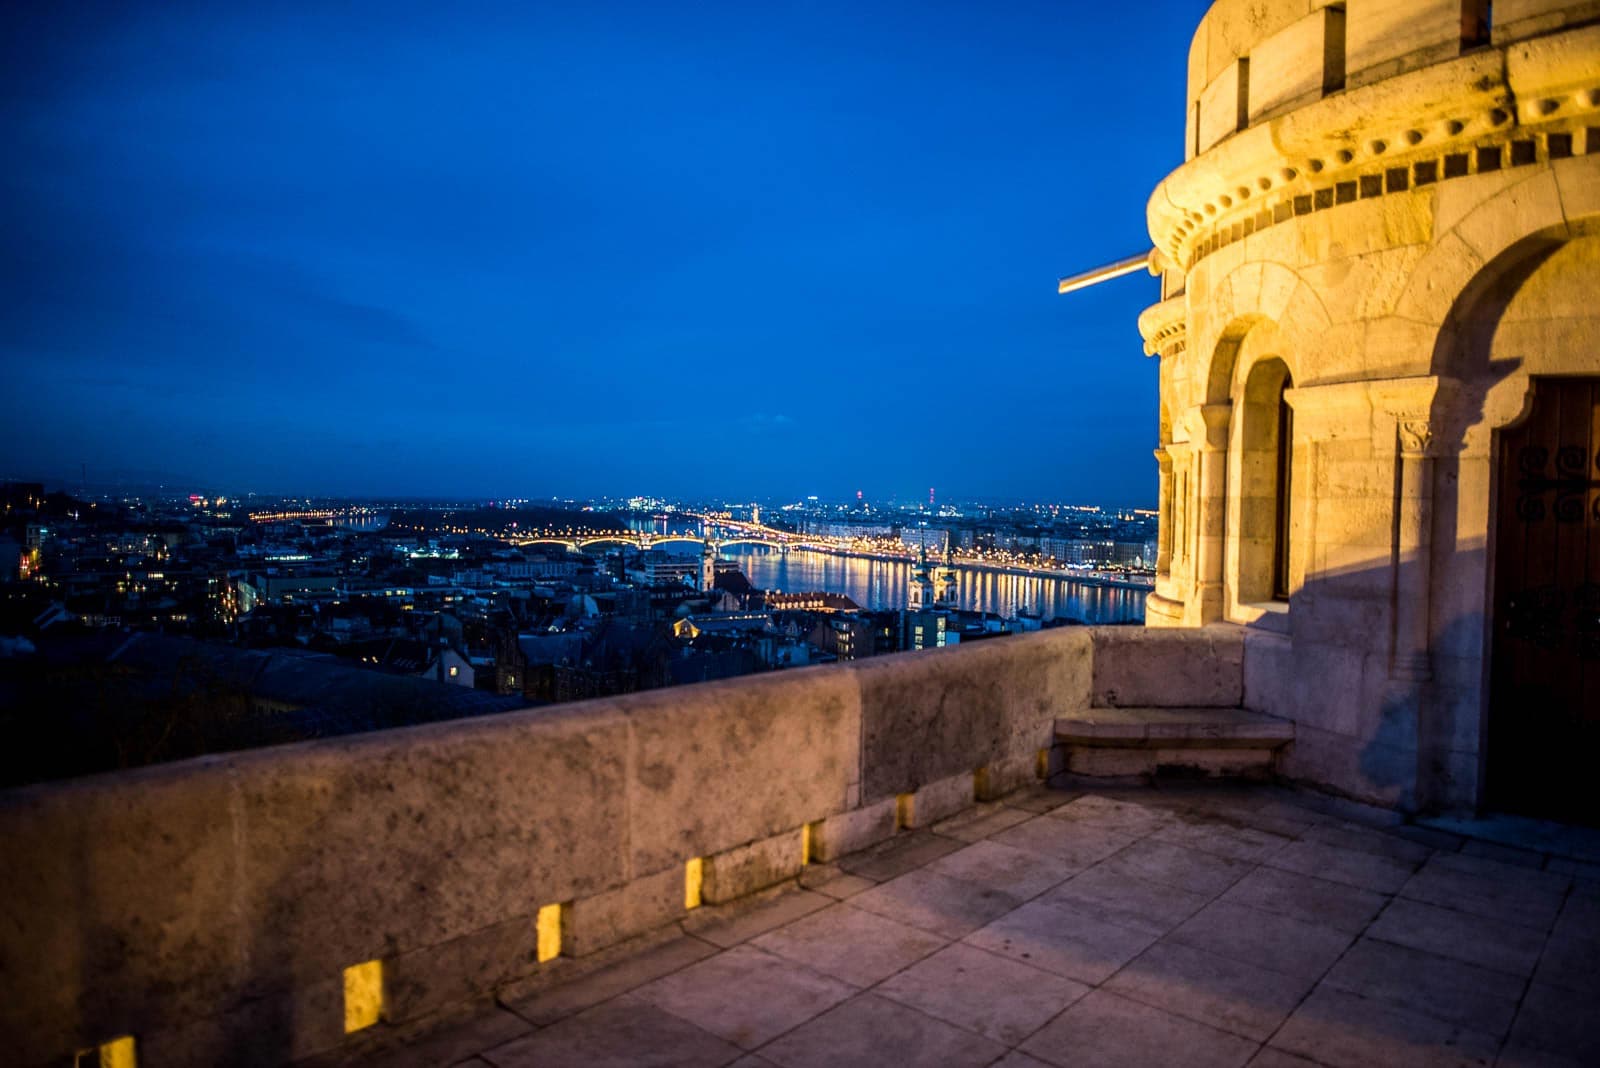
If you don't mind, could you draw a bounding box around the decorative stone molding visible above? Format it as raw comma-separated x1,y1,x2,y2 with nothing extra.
1137,295,1188,358
1149,26,1600,273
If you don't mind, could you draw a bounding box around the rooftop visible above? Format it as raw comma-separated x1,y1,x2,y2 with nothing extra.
312,780,1600,1068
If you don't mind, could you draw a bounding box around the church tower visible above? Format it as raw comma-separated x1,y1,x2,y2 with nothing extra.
933,534,958,609
701,527,719,592
907,539,934,611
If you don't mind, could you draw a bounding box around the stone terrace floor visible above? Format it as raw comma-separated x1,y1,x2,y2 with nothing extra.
328,782,1600,1068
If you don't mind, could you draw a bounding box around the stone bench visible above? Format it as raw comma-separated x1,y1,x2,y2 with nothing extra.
1055,707,1294,779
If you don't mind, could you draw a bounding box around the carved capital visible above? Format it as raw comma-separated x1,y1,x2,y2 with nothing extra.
1198,403,1232,451
1398,419,1434,458
1153,447,1173,470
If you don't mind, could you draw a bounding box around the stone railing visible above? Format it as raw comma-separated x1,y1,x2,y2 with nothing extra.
0,625,1242,1068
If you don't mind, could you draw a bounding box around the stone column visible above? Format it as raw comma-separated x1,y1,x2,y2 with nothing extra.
1391,418,1435,682
1154,447,1174,576
1194,403,1232,624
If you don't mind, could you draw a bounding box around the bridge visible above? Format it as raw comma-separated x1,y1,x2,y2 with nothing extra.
504,527,829,554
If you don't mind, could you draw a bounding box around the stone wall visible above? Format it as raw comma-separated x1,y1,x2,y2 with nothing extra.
0,626,1239,1067
1142,2,1600,811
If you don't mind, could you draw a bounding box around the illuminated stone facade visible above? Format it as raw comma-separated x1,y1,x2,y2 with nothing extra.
1140,0,1600,812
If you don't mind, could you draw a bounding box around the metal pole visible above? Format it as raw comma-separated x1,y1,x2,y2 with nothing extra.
1057,251,1155,295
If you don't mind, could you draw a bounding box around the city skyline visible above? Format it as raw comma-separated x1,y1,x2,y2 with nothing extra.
0,1,1206,505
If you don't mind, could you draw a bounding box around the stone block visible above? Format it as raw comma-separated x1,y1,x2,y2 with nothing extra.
230,707,632,990
0,761,246,1068
564,867,685,957
977,751,1040,801
1150,747,1277,778
701,829,806,906
1494,0,1600,42
1346,0,1463,86
1248,8,1343,123
624,666,859,875
1090,625,1244,708
1197,59,1247,154
137,971,346,1068
853,627,1091,802
385,910,543,1020
810,798,897,862
1066,748,1157,777
911,771,976,827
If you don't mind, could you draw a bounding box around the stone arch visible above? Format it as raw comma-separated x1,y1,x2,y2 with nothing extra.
1398,167,1582,328
1417,211,1600,815
1203,260,1327,404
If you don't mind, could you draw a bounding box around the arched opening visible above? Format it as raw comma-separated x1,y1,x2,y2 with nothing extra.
1236,357,1295,605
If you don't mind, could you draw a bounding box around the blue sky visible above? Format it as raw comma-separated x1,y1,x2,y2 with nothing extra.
0,1,1207,505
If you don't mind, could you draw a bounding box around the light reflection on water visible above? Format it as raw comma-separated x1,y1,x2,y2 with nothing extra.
720,545,1145,624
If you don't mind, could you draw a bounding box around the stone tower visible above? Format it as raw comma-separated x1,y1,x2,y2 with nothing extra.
1134,0,1600,819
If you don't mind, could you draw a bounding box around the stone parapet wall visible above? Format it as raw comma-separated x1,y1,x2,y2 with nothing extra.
0,625,1241,1067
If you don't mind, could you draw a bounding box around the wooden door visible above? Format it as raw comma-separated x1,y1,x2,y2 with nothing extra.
1489,378,1600,825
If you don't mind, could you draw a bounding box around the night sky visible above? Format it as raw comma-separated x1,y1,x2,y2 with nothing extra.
1,1,1207,506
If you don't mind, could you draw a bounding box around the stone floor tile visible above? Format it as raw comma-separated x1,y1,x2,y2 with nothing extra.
963,896,1157,985
634,944,855,1050
925,839,1077,900
1019,989,1257,1068
757,993,1006,1068
1301,821,1435,865
482,995,741,1068
1148,819,1294,864
875,942,1090,1045
837,830,963,882
1400,853,1569,930
1048,794,1177,837
501,934,718,1026
728,1057,782,1068
1322,938,1524,1035
988,1053,1057,1068
1178,794,1325,838
1367,897,1545,976
1545,856,1600,882
932,801,1033,842
1245,1050,1324,1068
1168,900,1354,981
1046,865,1218,937
1003,785,1080,814
1266,838,1419,894
1505,982,1600,1066
684,887,833,949
1551,889,1600,942
989,815,1137,869
1495,1043,1590,1067
1217,865,1387,935
750,901,946,987
1268,984,1501,1068
847,868,1024,940
1461,839,1548,870
1102,838,1253,898
367,1008,532,1068
796,863,876,899
1533,932,1600,994
1387,824,1467,852
1105,939,1315,1041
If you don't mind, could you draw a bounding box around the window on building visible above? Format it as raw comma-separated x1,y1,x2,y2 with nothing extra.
1236,358,1296,606
1461,0,1491,49
1272,378,1294,601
